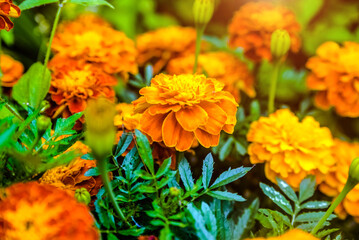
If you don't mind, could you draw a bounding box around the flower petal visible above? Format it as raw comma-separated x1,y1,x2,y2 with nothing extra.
199,102,227,135
140,111,167,142
175,105,208,131
194,128,219,148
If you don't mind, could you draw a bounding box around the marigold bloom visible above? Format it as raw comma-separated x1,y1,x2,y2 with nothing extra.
0,182,99,240
247,108,335,189
136,26,198,74
51,14,138,78
0,54,24,87
114,103,142,131
244,229,318,240
166,52,255,102
319,139,359,221
133,74,238,151
306,41,359,117
48,57,117,121
0,0,20,31
228,1,301,62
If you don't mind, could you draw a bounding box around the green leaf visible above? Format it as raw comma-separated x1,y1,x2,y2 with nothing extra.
138,184,157,193
207,191,245,202
135,129,154,175
12,62,51,109
156,157,171,178
219,137,234,160
202,153,214,189
159,226,173,240
115,133,133,157
187,203,216,240
69,0,114,8
179,158,194,191
295,212,336,223
54,112,83,136
19,0,58,10
288,0,324,27
317,228,340,238
135,169,154,180
301,201,330,209
84,167,100,177
1,30,14,45
299,175,316,203
158,171,176,188
234,141,247,155
0,124,17,149
260,183,293,215
232,198,259,239
256,209,278,230
107,233,118,240
276,177,298,203
210,166,252,189
115,228,145,236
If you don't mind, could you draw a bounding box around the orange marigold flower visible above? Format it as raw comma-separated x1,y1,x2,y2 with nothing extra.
48,57,117,120
136,26,199,74
228,1,301,62
114,103,142,131
166,52,255,103
138,236,158,240
244,229,318,240
51,14,138,78
319,139,359,221
247,108,335,189
0,54,24,87
0,0,20,31
306,41,359,117
0,182,99,240
133,74,238,151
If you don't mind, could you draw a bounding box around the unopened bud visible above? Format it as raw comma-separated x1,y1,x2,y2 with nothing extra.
193,0,215,28
348,157,359,185
40,100,50,113
169,187,180,197
36,115,52,134
270,29,291,61
75,188,91,205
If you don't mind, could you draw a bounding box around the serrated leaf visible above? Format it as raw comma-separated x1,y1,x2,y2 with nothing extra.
19,0,58,10
296,212,336,223
207,190,245,202
232,198,259,239
260,183,293,215
81,153,95,160
156,157,171,178
135,169,154,180
115,133,133,157
107,233,119,240
135,129,154,175
219,137,234,160
317,228,340,238
299,175,316,203
179,158,194,191
276,177,298,203
301,201,330,209
202,153,214,189
84,167,100,177
69,0,114,8
115,228,145,236
187,203,216,240
138,185,157,193
201,202,217,237
297,221,330,231
256,209,278,230
0,124,17,149
158,171,176,188
54,112,83,136
210,166,252,189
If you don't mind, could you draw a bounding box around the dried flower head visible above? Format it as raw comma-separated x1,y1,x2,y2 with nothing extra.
244,229,319,240
136,26,199,74
51,14,138,78
228,1,301,62
247,108,335,189
133,74,238,151
306,41,359,117
0,54,24,87
166,52,255,102
0,0,20,31
0,182,99,240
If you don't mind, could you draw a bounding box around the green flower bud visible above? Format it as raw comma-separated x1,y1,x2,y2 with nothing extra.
193,0,215,28
270,29,291,61
348,157,359,185
169,187,180,197
36,115,52,134
75,188,91,205
40,100,50,113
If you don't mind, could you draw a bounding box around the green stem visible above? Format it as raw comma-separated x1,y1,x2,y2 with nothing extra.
193,26,205,74
97,158,132,227
0,96,24,122
42,2,63,78
311,180,356,235
267,60,281,115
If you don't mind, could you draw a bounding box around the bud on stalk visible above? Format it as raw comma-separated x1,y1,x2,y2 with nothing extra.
193,0,215,28
270,29,291,61
75,188,91,205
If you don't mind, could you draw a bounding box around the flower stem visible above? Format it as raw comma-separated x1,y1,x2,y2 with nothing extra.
268,60,280,114
97,158,132,227
193,26,205,74
0,96,24,122
311,180,356,235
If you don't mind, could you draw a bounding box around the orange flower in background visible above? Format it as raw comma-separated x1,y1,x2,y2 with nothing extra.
0,182,99,240
228,1,301,62
133,74,238,151
244,229,318,240
0,0,20,31
247,108,335,189
114,103,142,131
166,52,255,102
51,14,138,78
0,54,23,87
136,26,199,74
319,139,359,221
307,41,359,117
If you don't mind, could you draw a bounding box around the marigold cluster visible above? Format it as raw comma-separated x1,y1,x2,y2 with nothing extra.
306,41,359,117
0,54,24,87
228,1,301,62
133,74,238,151
0,182,99,240
319,139,359,221
51,14,138,78
247,108,335,189
244,229,318,240
166,52,255,103
0,0,20,31
136,26,198,74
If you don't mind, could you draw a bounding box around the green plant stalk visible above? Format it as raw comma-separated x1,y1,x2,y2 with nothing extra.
0,96,25,122
267,60,281,115
193,26,205,74
42,2,63,79
311,180,356,235
97,158,132,227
